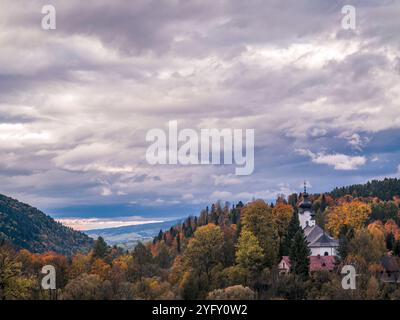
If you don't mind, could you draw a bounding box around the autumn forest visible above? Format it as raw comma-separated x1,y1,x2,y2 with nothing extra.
1,178,400,300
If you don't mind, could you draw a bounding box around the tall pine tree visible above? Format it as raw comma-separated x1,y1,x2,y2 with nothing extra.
289,230,311,279
92,236,108,259
393,240,400,257
386,232,395,251
177,233,181,253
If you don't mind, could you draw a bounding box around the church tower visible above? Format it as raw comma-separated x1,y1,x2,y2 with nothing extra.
298,182,315,229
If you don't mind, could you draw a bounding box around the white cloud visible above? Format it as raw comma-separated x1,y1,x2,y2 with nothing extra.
100,186,112,196
296,149,367,170
338,132,370,151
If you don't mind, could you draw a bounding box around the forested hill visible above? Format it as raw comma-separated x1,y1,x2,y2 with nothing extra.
0,194,93,256
329,178,400,200
1,179,400,299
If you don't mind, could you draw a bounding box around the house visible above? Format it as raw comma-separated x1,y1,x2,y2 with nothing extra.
379,256,400,283
278,255,336,274
278,256,291,274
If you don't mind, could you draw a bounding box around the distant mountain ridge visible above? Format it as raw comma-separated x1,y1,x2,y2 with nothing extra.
85,219,182,250
0,193,93,256
1,178,399,255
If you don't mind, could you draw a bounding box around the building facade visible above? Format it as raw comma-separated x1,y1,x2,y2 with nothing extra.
298,184,339,256
279,184,341,274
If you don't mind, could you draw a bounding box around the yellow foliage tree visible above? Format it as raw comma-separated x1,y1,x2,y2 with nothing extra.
241,200,279,267
367,220,385,239
184,224,224,282
70,253,91,279
272,203,293,242
346,228,386,269
326,200,372,237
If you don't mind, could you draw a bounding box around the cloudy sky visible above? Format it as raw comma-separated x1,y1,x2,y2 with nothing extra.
1,0,400,220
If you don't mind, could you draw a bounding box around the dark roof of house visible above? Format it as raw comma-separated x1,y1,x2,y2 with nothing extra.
380,256,400,272
309,255,336,271
304,224,323,240
281,256,290,266
280,255,336,272
304,225,339,247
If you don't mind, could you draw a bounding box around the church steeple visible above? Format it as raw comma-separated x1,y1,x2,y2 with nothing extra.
298,180,315,228
299,181,311,210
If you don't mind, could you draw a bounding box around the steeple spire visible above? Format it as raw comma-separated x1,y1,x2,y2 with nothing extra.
300,180,311,208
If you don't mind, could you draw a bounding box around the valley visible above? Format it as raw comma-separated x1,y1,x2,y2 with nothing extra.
84,219,183,250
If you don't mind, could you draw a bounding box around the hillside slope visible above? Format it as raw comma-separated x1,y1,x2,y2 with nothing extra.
330,178,400,200
0,194,93,256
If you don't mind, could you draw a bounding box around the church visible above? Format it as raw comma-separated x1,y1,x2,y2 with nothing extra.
298,184,339,256
278,184,339,274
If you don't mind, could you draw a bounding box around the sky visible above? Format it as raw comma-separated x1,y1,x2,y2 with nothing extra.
1,0,400,225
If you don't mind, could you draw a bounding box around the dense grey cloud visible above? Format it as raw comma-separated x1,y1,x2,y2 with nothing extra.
0,0,400,214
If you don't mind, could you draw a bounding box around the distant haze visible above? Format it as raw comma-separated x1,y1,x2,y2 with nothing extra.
56,216,167,231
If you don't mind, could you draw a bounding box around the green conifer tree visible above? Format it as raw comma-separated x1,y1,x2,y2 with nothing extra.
386,232,395,251
92,236,108,259
281,211,301,256
289,231,311,279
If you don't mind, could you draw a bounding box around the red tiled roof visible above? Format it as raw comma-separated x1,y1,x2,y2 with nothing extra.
281,256,290,266
280,255,336,272
309,255,335,271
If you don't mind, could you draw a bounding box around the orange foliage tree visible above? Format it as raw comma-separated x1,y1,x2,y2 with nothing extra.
272,202,293,245
91,259,111,280
326,200,372,237
384,219,400,240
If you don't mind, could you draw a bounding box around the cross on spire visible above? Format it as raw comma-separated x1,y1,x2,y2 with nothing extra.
304,181,307,194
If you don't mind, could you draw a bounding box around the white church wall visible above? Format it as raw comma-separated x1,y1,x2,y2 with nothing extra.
299,210,314,229
310,246,337,256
